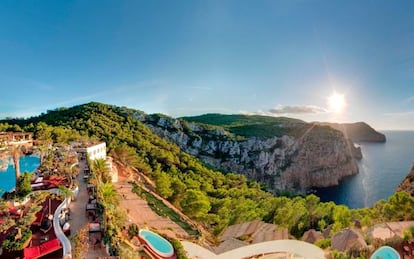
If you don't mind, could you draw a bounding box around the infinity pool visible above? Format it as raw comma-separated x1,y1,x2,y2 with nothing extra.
139,229,174,258
371,246,400,259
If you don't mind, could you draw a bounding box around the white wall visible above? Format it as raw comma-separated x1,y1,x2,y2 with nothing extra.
86,142,107,161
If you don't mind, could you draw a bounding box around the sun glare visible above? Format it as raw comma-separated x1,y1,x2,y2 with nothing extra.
327,92,346,114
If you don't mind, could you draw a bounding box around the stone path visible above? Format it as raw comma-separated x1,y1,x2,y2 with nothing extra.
68,158,107,258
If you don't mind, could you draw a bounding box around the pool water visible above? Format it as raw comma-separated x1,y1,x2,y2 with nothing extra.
139,229,174,257
370,246,400,259
0,155,40,192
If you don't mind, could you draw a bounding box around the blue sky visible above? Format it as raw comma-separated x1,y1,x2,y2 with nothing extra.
1,1,413,130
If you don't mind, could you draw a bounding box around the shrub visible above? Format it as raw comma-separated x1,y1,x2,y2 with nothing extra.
16,172,32,198
2,228,32,251
169,238,188,259
315,238,331,249
128,224,139,238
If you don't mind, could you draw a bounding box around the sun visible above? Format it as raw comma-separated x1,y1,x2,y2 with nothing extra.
327,92,346,114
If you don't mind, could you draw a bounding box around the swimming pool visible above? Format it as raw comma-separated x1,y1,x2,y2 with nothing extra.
370,246,400,259
138,229,175,258
0,155,40,192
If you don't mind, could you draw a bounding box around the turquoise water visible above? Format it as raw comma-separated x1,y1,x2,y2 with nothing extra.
139,229,174,255
0,155,40,193
370,246,400,259
316,131,414,208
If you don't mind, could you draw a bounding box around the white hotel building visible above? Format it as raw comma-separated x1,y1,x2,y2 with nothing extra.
74,142,118,182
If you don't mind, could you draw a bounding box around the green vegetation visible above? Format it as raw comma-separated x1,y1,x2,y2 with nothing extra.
0,193,44,252
169,238,189,259
127,223,140,238
315,238,331,249
2,227,32,251
71,225,90,259
181,113,308,138
2,102,414,244
16,172,33,198
87,157,126,256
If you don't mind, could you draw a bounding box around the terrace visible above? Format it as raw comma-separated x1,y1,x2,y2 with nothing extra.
0,194,66,259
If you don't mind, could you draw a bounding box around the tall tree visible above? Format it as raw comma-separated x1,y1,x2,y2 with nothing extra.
180,190,211,220
109,143,139,169
12,145,21,182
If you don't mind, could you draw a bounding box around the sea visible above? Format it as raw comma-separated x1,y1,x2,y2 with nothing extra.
0,155,41,193
315,131,414,208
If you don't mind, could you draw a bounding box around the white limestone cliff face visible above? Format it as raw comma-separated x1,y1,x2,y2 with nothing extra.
141,115,359,193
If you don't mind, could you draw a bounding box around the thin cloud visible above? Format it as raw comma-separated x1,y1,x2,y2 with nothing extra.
186,86,213,91
240,110,269,116
383,110,414,117
269,105,328,115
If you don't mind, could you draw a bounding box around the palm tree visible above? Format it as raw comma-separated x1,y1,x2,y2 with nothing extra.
0,144,22,192
58,185,73,207
97,183,119,207
12,145,21,182
91,158,111,184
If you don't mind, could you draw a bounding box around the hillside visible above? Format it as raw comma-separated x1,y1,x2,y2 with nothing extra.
317,122,386,143
145,113,360,192
181,113,307,138
1,102,280,234
2,105,362,193
183,114,386,143
2,102,414,244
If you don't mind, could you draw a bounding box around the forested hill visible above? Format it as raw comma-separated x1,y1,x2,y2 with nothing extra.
3,103,362,193
317,122,386,142
1,102,413,240
181,113,307,138
182,113,386,142
0,102,280,234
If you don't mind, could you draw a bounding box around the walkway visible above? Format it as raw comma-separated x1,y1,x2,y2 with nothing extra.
68,158,107,258
182,239,326,259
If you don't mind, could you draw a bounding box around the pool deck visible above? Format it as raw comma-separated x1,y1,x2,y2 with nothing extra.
182,239,326,259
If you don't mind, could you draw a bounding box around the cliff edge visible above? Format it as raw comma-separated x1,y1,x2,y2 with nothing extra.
140,114,360,193
397,165,414,196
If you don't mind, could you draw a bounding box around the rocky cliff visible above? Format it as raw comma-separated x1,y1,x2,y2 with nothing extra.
139,114,360,193
397,166,414,196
